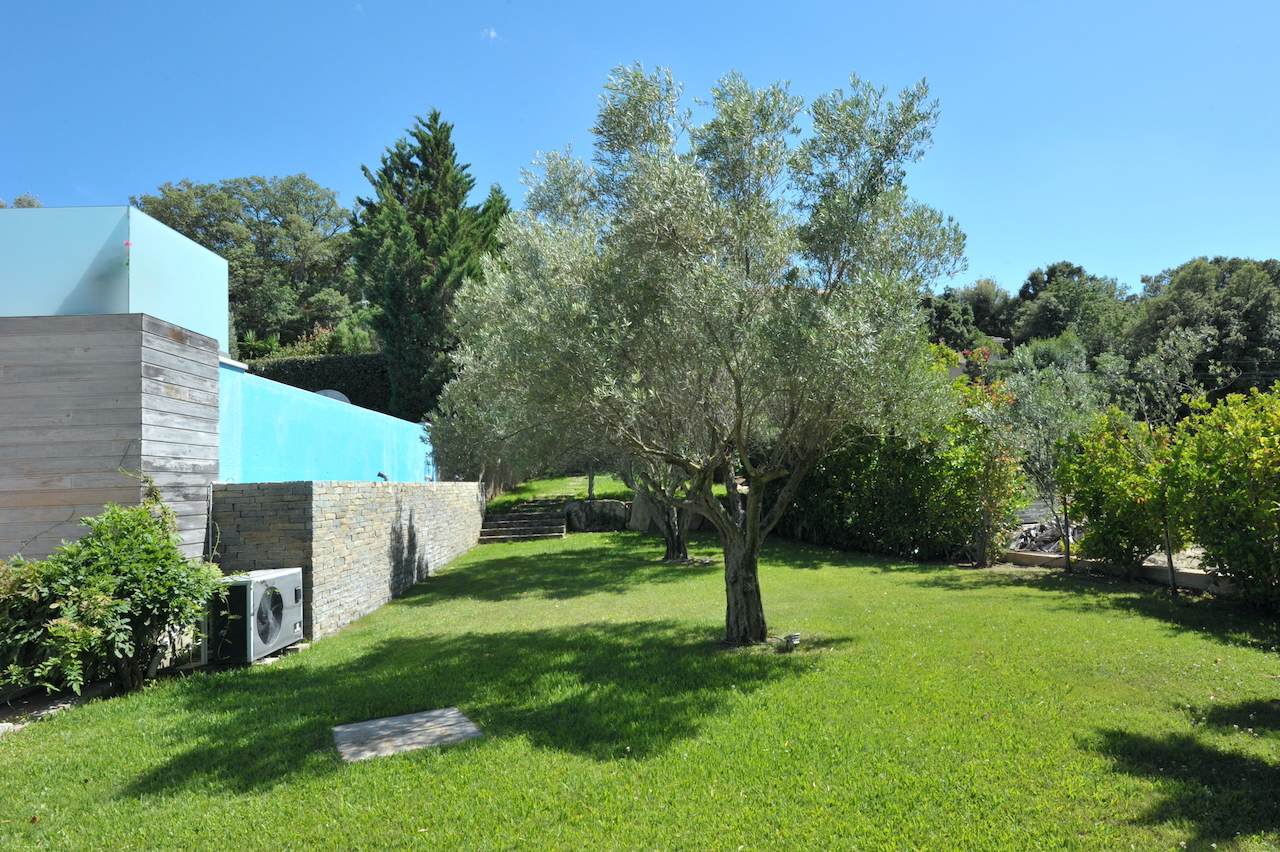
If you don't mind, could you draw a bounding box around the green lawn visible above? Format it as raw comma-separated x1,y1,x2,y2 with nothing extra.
2,533,1279,850
484,474,730,514
484,473,634,514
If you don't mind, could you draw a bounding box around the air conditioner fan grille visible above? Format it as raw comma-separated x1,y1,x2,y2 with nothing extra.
256,586,285,646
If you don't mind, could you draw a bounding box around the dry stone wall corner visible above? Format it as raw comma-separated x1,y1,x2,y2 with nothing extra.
210,481,483,641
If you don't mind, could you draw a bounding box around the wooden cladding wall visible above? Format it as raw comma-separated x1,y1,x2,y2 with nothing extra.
0,314,219,561
138,315,219,554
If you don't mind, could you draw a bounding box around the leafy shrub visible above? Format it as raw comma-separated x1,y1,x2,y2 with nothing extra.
1059,408,1182,577
248,353,395,416
0,498,224,694
773,382,1025,563
272,313,380,359
1177,386,1280,610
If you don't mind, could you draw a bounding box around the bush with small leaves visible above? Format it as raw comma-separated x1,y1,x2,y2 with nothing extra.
1059,408,1183,578
1177,386,1280,610
773,381,1026,564
0,498,224,694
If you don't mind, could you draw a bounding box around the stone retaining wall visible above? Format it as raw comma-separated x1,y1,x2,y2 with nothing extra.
211,481,484,640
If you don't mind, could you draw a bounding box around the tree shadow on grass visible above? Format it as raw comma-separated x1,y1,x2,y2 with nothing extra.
122,619,808,798
761,536,911,573
405,532,721,604
1093,699,1280,848
875,558,1280,651
761,535,1280,656
1081,580,1280,647
999,571,1280,653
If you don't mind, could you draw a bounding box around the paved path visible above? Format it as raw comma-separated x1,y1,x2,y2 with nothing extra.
333,707,482,762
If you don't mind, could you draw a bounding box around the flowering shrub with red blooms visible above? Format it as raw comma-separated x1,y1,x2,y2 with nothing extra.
961,346,995,383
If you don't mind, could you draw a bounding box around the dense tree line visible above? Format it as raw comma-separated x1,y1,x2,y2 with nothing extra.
913,253,1280,591
924,255,1280,412
131,175,360,356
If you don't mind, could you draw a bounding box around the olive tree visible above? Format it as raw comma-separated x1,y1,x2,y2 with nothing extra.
1002,334,1100,570
441,65,964,644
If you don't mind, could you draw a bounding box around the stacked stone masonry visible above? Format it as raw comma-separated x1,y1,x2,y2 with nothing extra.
211,481,484,640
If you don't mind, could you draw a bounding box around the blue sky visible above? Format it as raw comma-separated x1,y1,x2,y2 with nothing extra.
4,1,1277,294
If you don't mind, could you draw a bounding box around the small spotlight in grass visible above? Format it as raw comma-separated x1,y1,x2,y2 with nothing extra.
782,633,801,653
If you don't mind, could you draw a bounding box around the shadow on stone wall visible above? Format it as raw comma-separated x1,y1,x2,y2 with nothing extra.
389,501,428,595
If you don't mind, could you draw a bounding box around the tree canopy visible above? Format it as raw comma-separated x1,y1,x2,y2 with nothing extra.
0,192,42,208
350,110,510,422
131,175,353,352
439,65,965,644
1007,261,1132,355
1128,256,1280,396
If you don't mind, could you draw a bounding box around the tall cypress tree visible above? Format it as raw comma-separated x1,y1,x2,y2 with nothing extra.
352,111,510,422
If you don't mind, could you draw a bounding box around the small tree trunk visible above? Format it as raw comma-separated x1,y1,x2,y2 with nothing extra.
1163,520,1179,597
641,485,689,562
975,504,992,567
662,505,689,562
588,461,596,501
722,533,767,645
1060,495,1073,574
115,653,144,693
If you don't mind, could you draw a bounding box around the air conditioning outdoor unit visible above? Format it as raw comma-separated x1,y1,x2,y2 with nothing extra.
208,568,304,663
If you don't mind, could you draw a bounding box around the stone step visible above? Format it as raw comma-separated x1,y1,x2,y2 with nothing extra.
479,525,565,536
481,516,566,529
481,529,565,540
478,495,572,545
514,495,573,508
483,516,566,529
478,531,567,543
486,511,564,521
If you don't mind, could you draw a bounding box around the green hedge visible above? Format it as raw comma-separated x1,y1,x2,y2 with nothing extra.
1060,387,1280,611
770,382,1025,564
247,354,397,418
1059,409,1183,578
772,420,1025,563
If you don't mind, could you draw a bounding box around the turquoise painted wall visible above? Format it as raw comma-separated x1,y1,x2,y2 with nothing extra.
0,207,229,350
218,361,436,483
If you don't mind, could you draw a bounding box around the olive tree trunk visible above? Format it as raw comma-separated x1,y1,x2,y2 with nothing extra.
658,504,689,562
721,529,767,644
697,461,808,646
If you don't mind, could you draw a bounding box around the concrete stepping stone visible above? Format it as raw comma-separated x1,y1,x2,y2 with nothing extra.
333,706,482,762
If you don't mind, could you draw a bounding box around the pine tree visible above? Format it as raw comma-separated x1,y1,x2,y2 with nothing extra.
351,111,510,422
